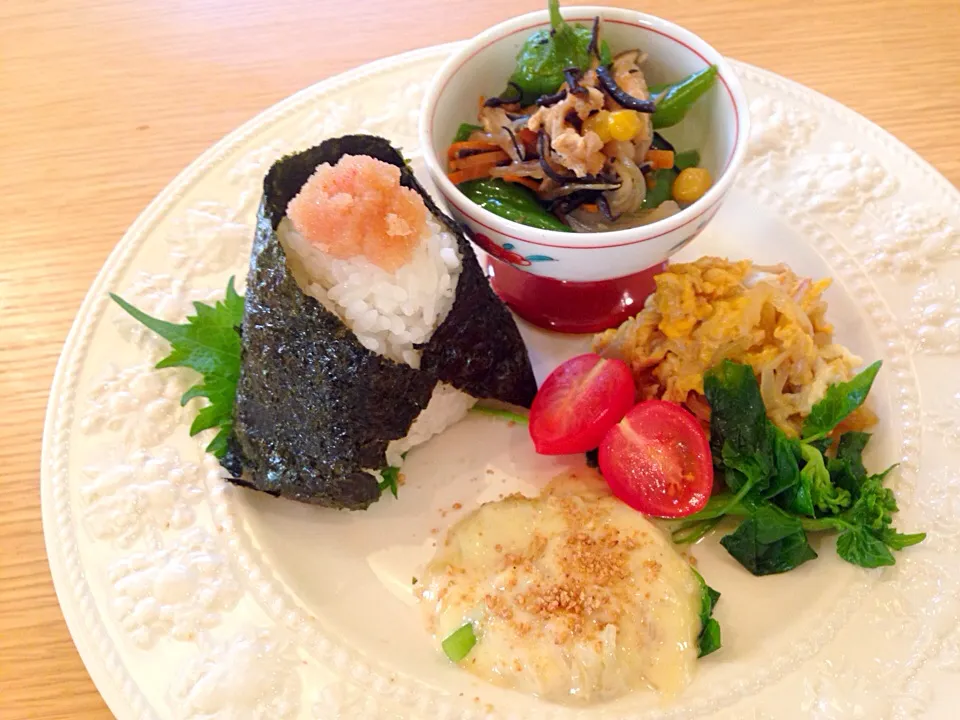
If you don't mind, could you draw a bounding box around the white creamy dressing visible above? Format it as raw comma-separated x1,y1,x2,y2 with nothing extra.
419,471,702,703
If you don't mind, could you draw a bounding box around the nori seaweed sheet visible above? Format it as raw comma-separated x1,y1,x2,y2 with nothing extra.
222,135,537,509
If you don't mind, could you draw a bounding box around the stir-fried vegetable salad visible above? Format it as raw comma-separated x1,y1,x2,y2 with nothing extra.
447,0,718,233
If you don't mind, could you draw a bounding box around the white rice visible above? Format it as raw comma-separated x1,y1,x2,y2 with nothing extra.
384,382,476,468
278,207,475,477
278,215,462,368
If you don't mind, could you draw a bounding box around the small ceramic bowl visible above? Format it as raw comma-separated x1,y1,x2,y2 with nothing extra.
420,6,750,333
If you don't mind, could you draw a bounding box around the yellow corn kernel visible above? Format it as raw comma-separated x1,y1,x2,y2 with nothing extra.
672,167,712,203
583,110,612,143
608,110,642,141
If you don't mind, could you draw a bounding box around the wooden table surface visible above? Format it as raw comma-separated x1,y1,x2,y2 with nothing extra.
2,0,959,717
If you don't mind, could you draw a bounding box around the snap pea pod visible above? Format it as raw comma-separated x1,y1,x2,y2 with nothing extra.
652,65,719,129
642,168,678,210
459,178,572,232
453,123,483,142
674,149,701,170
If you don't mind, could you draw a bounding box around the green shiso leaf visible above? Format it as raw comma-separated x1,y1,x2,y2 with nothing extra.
110,277,243,457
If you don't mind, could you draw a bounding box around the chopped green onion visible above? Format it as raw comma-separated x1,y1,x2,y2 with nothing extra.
378,466,400,498
470,405,529,424
442,622,477,662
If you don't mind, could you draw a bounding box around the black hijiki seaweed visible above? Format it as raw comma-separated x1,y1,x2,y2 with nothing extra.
484,81,523,108
563,67,589,97
596,194,620,222
221,135,537,510
564,109,583,134
548,189,601,219
536,89,568,107
586,17,601,60
651,132,676,152
595,65,657,113
536,131,620,186
503,125,526,161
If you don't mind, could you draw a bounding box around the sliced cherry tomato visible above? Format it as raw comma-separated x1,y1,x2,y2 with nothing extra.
529,353,635,455
598,400,713,518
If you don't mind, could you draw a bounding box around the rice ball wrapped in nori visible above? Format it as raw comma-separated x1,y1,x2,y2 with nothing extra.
221,135,537,510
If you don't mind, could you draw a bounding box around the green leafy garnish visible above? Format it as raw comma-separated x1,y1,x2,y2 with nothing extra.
765,425,802,500
508,0,596,103
698,618,721,657
801,444,851,515
378,466,401,498
719,504,817,576
110,278,243,457
827,431,870,498
702,360,778,506
692,568,722,657
673,361,924,575
704,360,770,463
801,360,881,440
878,529,927,550
836,431,870,482
835,525,895,568
453,123,483,142
599,39,612,66
442,622,477,662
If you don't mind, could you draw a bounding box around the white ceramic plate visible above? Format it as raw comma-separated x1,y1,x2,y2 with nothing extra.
43,43,960,720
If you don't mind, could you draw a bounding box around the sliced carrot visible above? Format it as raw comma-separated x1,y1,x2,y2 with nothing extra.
448,165,498,184
517,128,538,154
447,140,500,160
448,150,509,171
502,174,541,192
580,203,600,212
644,149,675,170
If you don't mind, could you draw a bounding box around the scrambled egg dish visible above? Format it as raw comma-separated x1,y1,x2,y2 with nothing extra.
419,471,701,703
593,257,875,437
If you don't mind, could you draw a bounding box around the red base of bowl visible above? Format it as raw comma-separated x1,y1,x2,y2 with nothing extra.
486,258,666,334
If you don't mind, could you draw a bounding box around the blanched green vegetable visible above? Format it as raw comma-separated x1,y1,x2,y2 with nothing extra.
509,0,595,103
671,360,924,575
801,360,881,440
652,65,719,129
459,178,572,232
674,149,701,171
692,568,722,657
642,168,678,210
453,123,483,142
